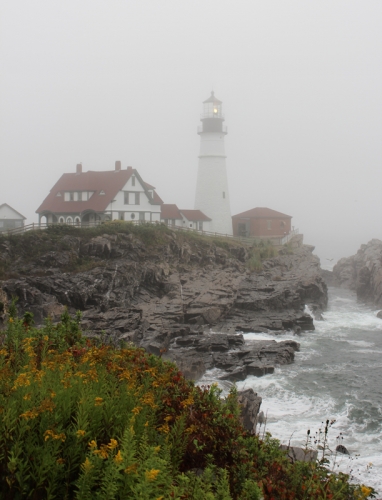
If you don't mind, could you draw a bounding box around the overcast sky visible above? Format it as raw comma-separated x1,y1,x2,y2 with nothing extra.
1,1,381,265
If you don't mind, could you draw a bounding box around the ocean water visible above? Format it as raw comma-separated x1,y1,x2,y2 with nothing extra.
199,287,382,494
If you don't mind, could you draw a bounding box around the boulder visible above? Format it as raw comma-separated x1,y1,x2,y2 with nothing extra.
336,444,350,455
333,239,382,307
280,445,318,463
237,388,262,433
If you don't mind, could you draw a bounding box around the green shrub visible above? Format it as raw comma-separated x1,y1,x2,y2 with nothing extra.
0,313,375,499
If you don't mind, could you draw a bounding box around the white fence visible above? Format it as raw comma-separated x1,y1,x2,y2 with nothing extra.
3,220,299,247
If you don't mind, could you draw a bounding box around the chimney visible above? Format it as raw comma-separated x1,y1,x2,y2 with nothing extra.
115,161,121,171
127,166,133,173
76,163,82,174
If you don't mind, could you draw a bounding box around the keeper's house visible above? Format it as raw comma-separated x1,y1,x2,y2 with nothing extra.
36,162,163,225
0,204,26,232
232,207,292,238
161,204,212,232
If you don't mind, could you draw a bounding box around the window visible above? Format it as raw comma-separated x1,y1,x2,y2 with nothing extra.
74,217,81,226
131,213,136,219
69,192,74,201
66,216,73,224
222,192,225,199
0,221,3,228
59,217,65,224
100,190,105,195
198,221,203,231
171,219,175,226
132,176,135,186
189,223,192,228
119,212,125,221
124,192,140,205
267,220,272,230
139,212,145,221
78,192,82,201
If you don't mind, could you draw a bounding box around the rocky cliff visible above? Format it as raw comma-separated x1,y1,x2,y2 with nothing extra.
0,224,327,380
332,239,382,307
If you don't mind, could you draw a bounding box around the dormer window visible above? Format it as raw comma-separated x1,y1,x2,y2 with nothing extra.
56,192,62,197
100,190,105,195
132,176,136,187
69,192,74,201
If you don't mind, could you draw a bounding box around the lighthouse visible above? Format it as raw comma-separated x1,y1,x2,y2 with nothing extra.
194,92,232,235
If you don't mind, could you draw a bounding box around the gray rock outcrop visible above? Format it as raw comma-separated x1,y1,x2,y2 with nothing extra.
332,239,382,307
0,226,327,380
237,388,262,434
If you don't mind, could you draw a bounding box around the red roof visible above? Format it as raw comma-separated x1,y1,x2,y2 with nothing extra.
180,209,211,222
161,204,183,219
232,207,292,219
36,167,162,214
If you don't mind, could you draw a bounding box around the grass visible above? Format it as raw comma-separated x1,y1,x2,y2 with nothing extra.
246,240,278,272
0,222,260,280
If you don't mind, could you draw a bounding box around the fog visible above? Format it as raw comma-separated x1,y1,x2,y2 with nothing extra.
1,1,381,265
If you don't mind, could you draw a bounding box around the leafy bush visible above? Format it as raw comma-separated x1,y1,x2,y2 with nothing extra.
0,313,375,499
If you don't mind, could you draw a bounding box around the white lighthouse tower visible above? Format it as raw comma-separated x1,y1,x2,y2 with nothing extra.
194,92,232,235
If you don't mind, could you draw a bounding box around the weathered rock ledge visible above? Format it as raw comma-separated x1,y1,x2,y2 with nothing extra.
0,227,327,380
332,239,382,307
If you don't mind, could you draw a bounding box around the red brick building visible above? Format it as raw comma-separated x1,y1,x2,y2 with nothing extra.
232,207,292,238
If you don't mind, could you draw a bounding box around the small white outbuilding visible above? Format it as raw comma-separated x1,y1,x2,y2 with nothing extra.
0,204,26,232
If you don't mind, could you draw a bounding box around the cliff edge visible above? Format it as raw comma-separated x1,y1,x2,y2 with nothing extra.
0,224,327,380
332,239,382,307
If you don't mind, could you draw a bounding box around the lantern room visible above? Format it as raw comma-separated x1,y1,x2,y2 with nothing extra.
199,91,226,134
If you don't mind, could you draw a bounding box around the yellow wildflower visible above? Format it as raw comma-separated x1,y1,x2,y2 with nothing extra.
44,430,66,442
124,464,137,475
94,397,103,407
157,423,170,434
93,445,108,459
20,409,39,420
13,373,31,389
82,457,93,474
76,430,86,438
88,440,97,450
186,424,198,434
9,317,13,323
154,446,161,454
108,439,118,450
144,421,149,427
132,406,142,415
56,458,65,465
145,469,160,482
44,430,55,441
141,392,158,408
43,335,49,341
23,393,31,401
0,349,7,356
360,485,372,498
38,398,55,413
181,396,194,407
114,450,123,464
